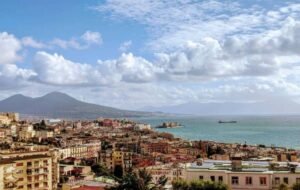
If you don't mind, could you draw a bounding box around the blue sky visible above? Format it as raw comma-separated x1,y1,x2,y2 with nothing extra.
1,0,300,110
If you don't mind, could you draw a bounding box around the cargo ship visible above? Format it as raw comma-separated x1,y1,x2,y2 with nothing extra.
218,120,237,124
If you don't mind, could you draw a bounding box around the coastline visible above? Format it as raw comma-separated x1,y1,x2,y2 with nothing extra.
134,115,300,150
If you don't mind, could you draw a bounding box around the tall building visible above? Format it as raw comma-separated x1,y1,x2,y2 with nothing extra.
0,149,59,190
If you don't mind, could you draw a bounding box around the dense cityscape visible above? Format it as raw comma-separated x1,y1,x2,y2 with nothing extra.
2,0,300,189
0,112,300,190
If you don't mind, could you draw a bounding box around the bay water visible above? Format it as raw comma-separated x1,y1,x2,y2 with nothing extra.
134,115,300,149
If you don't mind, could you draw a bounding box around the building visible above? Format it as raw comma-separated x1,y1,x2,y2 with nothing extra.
147,159,300,190
0,113,19,125
0,149,59,190
0,155,53,190
59,143,101,160
141,141,170,154
99,149,133,174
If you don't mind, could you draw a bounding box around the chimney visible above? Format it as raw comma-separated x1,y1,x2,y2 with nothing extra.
231,157,242,171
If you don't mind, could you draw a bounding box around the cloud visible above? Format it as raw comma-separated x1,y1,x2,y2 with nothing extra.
21,36,47,49
32,51,159,85
50,30,102,50
32,51,109,85
0,32,22,64
81,31,102,44
0,62,36,90
119,40,132,52
95,1,300,51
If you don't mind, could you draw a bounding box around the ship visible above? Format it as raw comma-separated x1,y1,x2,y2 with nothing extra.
218,120,237,124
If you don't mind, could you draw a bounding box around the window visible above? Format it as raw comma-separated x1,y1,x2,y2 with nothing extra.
296,178,300,184
260,177,267,186
210,176,215,181
274,177,280,185
231,176,239,185
16,163,23,166
246,177,252,185
284,177,289,184
218,176,223,182
199,176,204,180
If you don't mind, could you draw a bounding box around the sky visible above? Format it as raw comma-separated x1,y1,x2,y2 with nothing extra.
1,0,300,110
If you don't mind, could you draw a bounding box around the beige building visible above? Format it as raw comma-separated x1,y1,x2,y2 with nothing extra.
99,149,133,173
147,159,300,190
59,143,101,159
0,149,59,190
0,155,53,190
0,113,19,125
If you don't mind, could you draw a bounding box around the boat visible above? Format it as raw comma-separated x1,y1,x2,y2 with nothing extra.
156,122,183,128
218,120,237,124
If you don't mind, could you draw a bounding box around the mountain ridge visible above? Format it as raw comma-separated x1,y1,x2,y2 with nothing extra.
0,92,156,119
142,99,300,115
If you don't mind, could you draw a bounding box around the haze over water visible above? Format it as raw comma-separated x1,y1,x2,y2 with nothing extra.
135,115,300,149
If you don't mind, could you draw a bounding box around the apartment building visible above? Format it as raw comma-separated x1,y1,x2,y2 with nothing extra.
0,149,59,190
99,150,133,173
147,159,300,190
59,143,101,159
0,155,53,190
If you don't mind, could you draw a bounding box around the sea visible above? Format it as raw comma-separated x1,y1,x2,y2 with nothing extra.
134,115,300,149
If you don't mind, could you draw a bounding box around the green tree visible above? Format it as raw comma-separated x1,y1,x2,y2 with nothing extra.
91,164,110,177
114,165,123,178
107,169,167,190
278,183,288,190
172,179,189,190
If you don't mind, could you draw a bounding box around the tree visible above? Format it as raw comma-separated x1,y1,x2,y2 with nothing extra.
293,183,300,190
278,183,288,190
114,165,123,178
107,169,167,190
91,164,110,177
172,179,189,190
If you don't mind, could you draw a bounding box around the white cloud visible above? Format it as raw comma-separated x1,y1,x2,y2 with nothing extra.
50,30,102,50
0,32,22,64
119,40,132,52
0,63,36,90
81,31,102,44
95,1,300,51
32,51,160,85
21,37,47,49
98,53,161,83
32,51,109,85
50,38,85,50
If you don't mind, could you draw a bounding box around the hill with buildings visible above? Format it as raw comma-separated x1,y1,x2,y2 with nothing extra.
0,92,155,119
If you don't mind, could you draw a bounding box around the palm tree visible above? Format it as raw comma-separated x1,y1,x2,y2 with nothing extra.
107,169,167,190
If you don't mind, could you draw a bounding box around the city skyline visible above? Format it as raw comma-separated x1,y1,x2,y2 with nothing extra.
1,0,300,110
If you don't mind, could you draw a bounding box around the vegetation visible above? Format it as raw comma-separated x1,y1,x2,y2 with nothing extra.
107,169,167,190
91,164,111,177
278,183,288,190
172,179,228,190
114,165,123,178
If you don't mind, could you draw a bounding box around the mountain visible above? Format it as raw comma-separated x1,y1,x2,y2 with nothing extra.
0,92,156,119
142,99,300,115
